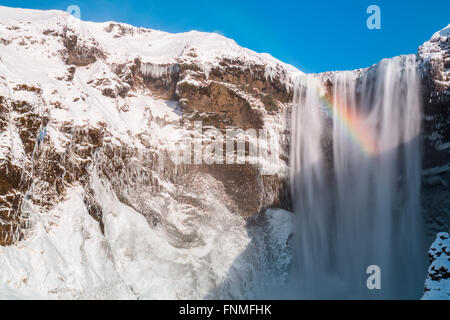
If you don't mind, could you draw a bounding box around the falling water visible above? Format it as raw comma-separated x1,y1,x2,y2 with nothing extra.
290,55,426,299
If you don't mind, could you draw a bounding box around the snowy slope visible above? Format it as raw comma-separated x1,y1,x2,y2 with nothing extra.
0,182,293,299
0,6,301,85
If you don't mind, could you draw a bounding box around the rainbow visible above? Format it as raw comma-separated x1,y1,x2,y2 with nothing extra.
319,93,378,155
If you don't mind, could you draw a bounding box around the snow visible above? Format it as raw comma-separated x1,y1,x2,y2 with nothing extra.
419,24,450,91
0,174,294,299
423,232,450,300
0,6,302,86
0,6,62,24
0,186,134,299
431,24,450,42
0,110,27,168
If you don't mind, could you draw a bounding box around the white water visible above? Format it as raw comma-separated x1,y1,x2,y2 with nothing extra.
289,55,426,299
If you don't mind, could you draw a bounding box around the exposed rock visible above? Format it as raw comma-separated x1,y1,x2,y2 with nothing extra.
419,25,450,169
61,29,105,66
423,232,450,299
177,80,265,129
418,25,450,238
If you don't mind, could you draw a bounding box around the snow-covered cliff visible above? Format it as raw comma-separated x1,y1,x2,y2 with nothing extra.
0,6,297,299
418,25,450,244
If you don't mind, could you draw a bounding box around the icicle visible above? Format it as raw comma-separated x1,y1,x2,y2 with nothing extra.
202,63,211,79
140,63,177,79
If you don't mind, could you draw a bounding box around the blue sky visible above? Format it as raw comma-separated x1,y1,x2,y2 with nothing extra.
1,0,449,73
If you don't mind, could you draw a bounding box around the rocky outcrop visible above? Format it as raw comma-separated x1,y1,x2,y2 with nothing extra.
419,25,450,166
418,25,450,237
423,232,450,299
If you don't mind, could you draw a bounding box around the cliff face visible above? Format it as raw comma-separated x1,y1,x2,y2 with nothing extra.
0,7,299,248
418,26,450,237
0,7,298,298
0,6,448,299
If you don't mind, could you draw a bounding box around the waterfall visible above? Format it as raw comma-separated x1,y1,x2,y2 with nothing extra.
289,55,426,299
